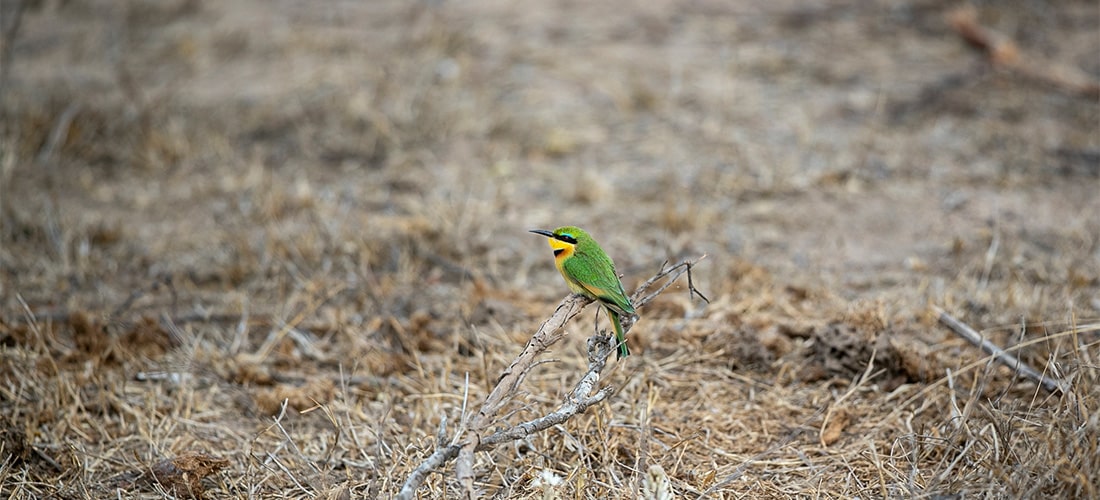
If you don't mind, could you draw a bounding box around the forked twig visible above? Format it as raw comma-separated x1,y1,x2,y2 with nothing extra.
397,257,707,499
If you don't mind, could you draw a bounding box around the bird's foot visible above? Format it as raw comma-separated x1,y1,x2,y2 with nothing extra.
586,334,615,364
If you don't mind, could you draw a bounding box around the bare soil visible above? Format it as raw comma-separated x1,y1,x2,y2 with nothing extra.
1,0,1098,498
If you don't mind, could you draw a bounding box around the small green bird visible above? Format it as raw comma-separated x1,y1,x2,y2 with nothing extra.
530,226,637,359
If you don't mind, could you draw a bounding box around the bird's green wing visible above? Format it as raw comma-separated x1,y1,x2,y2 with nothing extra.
562,248,636,316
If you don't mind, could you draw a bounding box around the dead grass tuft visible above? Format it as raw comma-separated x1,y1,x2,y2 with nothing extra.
113,452,230,500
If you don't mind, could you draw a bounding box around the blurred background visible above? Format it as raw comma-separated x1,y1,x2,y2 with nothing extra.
3,0,1097,312
1,0,1097,497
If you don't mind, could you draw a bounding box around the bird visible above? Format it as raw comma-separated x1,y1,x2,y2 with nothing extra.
530,226,636,359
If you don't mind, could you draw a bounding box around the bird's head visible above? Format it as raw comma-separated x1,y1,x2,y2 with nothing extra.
530,226,588,257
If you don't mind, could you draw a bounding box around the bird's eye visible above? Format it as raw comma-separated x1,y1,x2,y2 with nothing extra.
558,233,578,244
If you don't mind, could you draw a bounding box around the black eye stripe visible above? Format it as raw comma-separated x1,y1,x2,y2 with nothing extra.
557,234,578,244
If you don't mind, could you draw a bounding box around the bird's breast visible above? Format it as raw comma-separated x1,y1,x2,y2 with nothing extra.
552,249,571,274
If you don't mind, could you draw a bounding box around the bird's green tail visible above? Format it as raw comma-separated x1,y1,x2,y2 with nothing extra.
607,308,630,359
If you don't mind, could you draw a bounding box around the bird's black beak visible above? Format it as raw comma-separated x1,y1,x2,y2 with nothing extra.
529,229,556,238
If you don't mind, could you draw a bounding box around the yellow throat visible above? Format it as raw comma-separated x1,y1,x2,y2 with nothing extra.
548,237,575,272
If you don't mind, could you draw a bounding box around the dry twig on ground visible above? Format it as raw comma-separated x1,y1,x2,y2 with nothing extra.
933,305,1069,394
947,5,1100,99
397,257,707,500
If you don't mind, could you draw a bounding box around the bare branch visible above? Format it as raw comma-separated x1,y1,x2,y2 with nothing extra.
631,256,709,308
396,256,708,499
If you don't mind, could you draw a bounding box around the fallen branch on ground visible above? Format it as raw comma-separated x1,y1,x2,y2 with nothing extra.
947,5,1100,99
933,305,1069,394
397,257,708,500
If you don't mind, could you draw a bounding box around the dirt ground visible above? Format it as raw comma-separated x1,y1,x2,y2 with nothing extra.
1,0,1098,498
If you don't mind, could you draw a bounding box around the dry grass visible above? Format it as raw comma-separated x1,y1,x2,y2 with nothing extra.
2,0,1098,498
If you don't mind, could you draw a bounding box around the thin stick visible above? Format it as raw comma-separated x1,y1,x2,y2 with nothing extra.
933,305,1068,394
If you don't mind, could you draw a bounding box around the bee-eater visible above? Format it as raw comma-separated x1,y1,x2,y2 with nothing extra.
530,226,636,359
